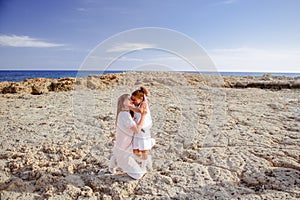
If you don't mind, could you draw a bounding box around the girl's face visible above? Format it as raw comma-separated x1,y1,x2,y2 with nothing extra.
123,96,133,108
131,95,143,106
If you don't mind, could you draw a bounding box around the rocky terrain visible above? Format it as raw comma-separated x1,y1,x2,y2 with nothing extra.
0,72,299,95
0,72,299,199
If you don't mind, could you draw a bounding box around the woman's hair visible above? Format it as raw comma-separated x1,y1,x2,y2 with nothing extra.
116,94,130,124
131,86,149,100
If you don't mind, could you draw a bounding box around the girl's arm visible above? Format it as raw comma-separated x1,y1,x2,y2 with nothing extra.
129,101,147,113
130,106,147,133
129,106,141,113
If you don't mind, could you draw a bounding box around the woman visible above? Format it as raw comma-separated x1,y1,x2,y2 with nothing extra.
109,93,147,179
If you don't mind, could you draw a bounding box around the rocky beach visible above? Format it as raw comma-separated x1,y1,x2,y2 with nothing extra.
0,72,299,199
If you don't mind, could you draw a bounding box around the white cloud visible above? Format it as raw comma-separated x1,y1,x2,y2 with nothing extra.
209,47,300,72
211,0,237,6
118,56,144,62
106,42,157,53
77,7,88,12
0,35,65,48
221,0,237,4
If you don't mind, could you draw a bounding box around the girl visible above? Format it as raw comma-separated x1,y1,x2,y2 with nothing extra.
130,87,155,169
109,94,147,179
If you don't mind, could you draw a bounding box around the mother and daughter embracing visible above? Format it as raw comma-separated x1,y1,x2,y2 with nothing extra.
108,86,155,179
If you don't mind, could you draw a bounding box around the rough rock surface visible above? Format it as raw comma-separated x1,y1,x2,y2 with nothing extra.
223,74,300,89
0,73,299,95
0,72,299,199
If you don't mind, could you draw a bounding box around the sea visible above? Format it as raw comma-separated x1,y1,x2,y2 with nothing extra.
0,70,299,82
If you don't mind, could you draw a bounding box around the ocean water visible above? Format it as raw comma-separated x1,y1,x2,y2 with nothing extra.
0,70,299,82
0,70,123,82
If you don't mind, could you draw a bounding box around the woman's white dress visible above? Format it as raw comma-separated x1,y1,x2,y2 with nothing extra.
109,111,146,179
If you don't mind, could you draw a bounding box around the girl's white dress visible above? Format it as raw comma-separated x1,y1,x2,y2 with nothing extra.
109,111,146,179
132,98,155,150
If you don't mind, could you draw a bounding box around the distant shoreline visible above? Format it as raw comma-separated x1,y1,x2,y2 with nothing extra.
0,71,299,95
0,70,299,82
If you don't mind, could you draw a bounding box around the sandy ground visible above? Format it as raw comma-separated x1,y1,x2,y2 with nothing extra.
0,72,299,199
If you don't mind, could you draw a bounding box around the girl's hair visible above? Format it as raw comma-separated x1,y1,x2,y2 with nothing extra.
116,94,130,124
131,86,149,100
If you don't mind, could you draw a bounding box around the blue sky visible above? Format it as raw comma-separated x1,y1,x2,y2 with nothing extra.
0,0,299,72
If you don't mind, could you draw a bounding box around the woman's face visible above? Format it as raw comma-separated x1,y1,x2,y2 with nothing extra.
123,95,133,108
131,95,142,106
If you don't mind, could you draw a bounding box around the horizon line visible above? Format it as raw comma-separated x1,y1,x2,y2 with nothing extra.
0,69,299,74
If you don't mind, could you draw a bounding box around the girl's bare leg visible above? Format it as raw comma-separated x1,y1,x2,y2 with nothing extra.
133,149,142,158
140,150,149,160
140,150,152,170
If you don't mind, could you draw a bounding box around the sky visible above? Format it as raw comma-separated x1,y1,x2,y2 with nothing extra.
0,0,299,72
